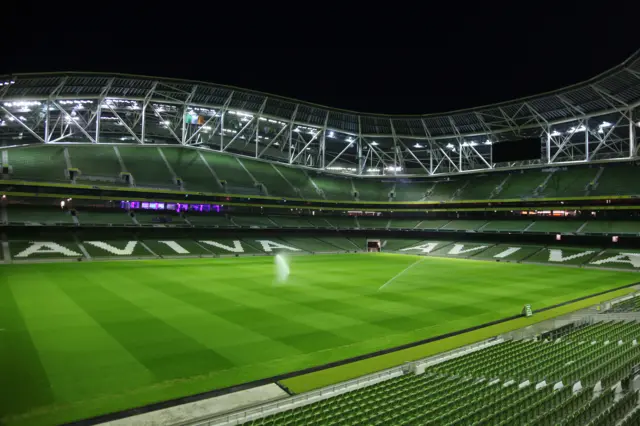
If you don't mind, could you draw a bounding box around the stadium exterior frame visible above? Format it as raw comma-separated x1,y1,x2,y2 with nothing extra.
0,51,639,177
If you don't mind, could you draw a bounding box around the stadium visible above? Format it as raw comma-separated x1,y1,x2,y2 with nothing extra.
1,49,640,426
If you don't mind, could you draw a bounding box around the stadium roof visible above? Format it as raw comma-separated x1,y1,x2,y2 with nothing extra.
0,50,639,177
2,50,639,140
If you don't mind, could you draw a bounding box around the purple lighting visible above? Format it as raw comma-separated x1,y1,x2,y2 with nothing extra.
122,201,221,213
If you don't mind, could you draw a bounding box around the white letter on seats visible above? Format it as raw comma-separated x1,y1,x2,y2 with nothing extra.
14,241,81,258
548,249,594,263
400,242,438,253
448,244,488,255
494,247,521,259
158,241,190,254
591,253,640,268
256,240,300,252
85,241,139,255
199,240,245,253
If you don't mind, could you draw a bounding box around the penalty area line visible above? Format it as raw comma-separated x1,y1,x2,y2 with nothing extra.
378,256,427,291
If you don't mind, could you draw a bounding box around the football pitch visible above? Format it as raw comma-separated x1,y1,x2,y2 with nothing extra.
1,253,638,426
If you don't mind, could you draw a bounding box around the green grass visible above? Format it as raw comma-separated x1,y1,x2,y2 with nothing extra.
0,253,638,426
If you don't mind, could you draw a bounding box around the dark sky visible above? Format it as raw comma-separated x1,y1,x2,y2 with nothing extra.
1,5,638,114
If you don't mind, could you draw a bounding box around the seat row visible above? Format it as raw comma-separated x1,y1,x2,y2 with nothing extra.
241,321,640,425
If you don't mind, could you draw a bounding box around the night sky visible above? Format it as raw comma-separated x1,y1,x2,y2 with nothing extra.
1,5,638,114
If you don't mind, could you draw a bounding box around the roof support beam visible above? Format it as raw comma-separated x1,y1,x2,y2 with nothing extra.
448,117,467,172
44,100,51,143
104,102,142,144
363,140,391,172
549,118,587,163
389,120,399,175
258,123,288,158
357,117,364,174
469,144,492,169
290,130,320,164
150,104,181,144
588,114,628,160
246,98,268,154
181,86,198,145
287,106,299,164
438,146,459,172
223,116,255,152
0,106,45,143
326,138,355,169
95,78,114,143
187,91,233,146
139,82,158,145
397,139,430,175
50,101,96,143
420,119,436,175
49,77,68,99
321,111,330,169
631,108,637,157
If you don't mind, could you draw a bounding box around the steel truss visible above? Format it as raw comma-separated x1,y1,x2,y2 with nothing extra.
0,51,639,177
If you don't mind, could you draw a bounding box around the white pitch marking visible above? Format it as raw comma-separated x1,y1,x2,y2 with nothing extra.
378,257,426,291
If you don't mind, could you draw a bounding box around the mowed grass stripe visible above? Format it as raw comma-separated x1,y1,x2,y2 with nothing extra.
277,290,440,334
0,276,55,417
160,276,364,353
58,273,235,381
248,258,463,332
256,255,447,331
372,260,525,325
121,271,308,364
389,256,638,308
9,273,154,403
273,254,446,318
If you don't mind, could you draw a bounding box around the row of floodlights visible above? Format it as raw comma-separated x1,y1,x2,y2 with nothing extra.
326,166,358,172
413,140,493,149
0,81,15,86
550,121,613,137
366,166,402,173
